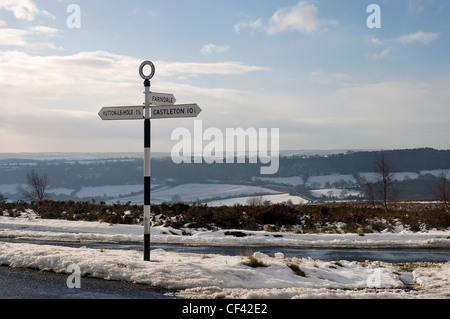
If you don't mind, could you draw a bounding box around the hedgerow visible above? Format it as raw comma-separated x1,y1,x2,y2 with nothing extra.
0,200,449,233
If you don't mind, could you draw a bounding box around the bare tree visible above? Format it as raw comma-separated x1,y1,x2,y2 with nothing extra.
361,176,376,207
22,169,49,202
247,196,263,206
435,171,450,210
374,150,395,211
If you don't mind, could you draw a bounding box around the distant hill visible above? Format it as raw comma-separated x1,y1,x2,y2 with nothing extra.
0,148,449,203
277,148,450,177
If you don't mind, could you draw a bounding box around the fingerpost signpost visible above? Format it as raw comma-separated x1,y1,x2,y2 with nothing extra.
99,61,202,261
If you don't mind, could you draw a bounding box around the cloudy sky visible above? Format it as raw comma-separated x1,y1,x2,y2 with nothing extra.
0,0,449,153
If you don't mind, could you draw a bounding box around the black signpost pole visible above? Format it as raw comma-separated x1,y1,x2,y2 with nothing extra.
100,60,200,261
140,61,155,262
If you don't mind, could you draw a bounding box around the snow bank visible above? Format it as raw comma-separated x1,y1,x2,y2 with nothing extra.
1,241,448,299
0,215,449,298
1,216,449,249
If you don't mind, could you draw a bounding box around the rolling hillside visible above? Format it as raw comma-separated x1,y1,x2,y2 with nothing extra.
0,148,449,204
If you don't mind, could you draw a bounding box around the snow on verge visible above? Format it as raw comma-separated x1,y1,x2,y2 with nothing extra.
0,241,449,299
1,215,449,249
0,215,449,298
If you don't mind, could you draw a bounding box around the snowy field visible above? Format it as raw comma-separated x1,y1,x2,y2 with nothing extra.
3,168,447,204
207,193,309,206
150,184,280,204
0,212,449,299
106,183,287,205
75,184,143,198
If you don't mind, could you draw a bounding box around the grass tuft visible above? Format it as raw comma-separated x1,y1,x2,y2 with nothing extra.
242,255,267,268
288,263,306,277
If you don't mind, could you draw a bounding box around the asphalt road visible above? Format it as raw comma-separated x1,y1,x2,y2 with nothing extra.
0,265,178,299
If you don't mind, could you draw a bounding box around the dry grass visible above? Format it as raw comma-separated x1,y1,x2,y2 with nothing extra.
242,255,267,268
1,200,449,233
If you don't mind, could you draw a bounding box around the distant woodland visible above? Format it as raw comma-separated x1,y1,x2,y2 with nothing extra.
1,148,449,202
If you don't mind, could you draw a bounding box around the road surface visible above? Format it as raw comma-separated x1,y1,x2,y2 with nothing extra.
0,265,178,299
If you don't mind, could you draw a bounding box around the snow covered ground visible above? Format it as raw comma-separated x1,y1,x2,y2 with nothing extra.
75,184,143,198
0,212,449,299
105,183,286,205
207,193,309,206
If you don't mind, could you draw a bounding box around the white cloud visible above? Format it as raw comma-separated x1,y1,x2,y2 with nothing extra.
407,0,424,16
267,1,337,35
369,36,384,46
367,48,391,60
234,18,263,34
327,73,349,79
0,20,7,27
0,50,269,89
369,31,439,46
305,80,450,149
1,49,447,153
367,31,438,59
234,1,337,35
0,26,63,50
155,61,270,77
334,81,440,121
309,71,350,84
0,0,41,21
29,25,61,36
0,50,273,152
397,31,439,45
41,9,56,20
200,44,230,55
0,28,28,46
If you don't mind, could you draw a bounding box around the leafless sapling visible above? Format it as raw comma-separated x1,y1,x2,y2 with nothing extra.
374,150,395,211
435,171,450,210
361,176,376,207
22,169,49,202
